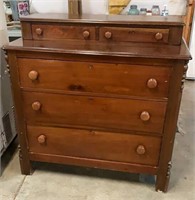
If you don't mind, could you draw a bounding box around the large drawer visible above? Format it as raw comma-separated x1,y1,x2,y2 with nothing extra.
31,24,96,41
27,125,161,166
18,58,171,99
23,92,167,134
99,27,169,43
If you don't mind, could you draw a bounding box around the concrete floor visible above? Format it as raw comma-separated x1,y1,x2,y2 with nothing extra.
0,81,195,200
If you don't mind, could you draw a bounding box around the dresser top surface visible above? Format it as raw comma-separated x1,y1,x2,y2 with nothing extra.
20,13,184,26
5,38,191,60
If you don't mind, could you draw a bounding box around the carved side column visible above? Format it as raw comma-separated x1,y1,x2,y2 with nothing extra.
181,64,189,91
3,48,32,175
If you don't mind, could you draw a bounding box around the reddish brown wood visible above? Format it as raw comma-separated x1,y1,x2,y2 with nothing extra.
21,22,32,40
27,125,161,166
20,13,184,26
183,0,195,45
22,91,167,134
32,24,96,41
100,27,169,44
5,38,191,60
169,27,183,45
6,52,32,175
4,14,191,192
18,58,172,99
29,153,158,175
20,14,184,45
155,61,187,192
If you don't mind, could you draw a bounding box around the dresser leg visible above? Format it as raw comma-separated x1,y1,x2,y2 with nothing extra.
155,162,172,192
18,145,32,175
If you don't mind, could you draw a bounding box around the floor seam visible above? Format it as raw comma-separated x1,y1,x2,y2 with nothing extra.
13,175,27,200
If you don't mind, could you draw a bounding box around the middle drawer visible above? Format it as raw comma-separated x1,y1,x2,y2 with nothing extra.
22,92,167,134
18,58,171,99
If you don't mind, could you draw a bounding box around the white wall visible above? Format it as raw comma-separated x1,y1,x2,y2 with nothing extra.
0,0,9,132
30,0,108,14
30,0,186,15
0,0,8,47
187,11,195,78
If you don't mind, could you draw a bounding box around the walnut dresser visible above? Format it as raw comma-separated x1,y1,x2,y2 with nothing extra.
4,14,191,192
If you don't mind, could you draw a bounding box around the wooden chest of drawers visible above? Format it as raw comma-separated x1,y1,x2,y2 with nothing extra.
4,14,191,192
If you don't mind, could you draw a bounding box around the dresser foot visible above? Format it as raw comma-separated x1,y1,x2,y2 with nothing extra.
19,159,32,175
18,145,32,175
155,162,172,192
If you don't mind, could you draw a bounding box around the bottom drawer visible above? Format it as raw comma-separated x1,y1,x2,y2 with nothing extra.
27,125,161,166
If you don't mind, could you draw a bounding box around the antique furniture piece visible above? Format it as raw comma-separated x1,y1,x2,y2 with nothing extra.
4,14,191,192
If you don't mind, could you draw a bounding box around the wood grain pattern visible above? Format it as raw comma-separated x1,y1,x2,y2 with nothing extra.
18,58,172,99
21,22,32,40
6,52,32,175
27,125,161,166
32,24,96,41
4,14,192,192
5,38,191,60
20,13,184,26
20,14,184,46
22,91,167,134
29,153,158,175
155,60,187,192
183,0,195,45
100,27,169,43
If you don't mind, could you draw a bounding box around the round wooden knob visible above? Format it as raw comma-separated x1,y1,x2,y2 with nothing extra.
83,31,90,39
136,145,146,155
155,32,163,40
147,78,158,89
37,135,46,144
140,111,150,121
105,31,112,39
32,101,41,111
28,70,39,81
35,28,43,35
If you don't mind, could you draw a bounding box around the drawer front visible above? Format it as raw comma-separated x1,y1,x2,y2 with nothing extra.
18,59,171,98
23,92,167,134
27,125,161,166
100,27,169,43
32,24,96,40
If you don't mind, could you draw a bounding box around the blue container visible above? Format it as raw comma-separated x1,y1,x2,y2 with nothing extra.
128,5,139,15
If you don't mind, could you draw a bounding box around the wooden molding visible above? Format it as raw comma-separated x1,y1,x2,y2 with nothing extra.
183,0,195,45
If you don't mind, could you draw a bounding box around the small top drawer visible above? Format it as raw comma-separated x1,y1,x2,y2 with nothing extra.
100,27,169,44
21,14,184,45
31,24,96,41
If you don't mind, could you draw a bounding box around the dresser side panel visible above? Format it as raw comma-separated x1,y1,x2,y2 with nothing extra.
6,51,31,174
156,60,187,192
